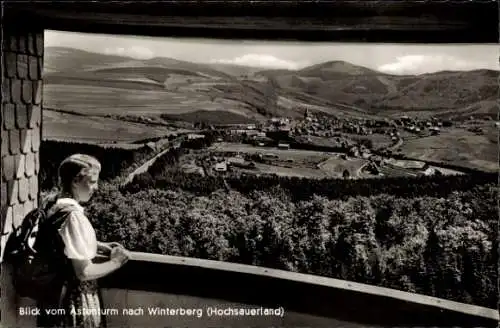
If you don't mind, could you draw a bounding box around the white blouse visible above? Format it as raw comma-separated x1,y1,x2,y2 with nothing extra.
56,198,98,260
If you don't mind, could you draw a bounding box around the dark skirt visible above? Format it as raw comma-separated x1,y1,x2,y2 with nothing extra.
37,280,106,328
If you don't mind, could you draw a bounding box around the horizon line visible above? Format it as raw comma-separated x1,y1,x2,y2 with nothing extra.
45,46,499,76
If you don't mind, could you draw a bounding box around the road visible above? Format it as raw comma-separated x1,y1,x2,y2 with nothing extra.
356,162,370,178
388,137,403,151
120,136,184,187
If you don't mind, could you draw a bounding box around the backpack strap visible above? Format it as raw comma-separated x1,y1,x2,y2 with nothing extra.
48,204,81,229
36,203,83,287
35,203,82,257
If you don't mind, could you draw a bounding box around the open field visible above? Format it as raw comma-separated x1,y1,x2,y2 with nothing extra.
398,130,429,141
318,157,368,177
43,138,147,150
377,165,464,178
385,99,497,120
245,162,328,179
427,166,465,176
378,165,418,178
208,142,369,179
43,84,258,118
342,133,394,149
162,110,257,125
399,127,498,172
43,109,178,143
210,142,334,161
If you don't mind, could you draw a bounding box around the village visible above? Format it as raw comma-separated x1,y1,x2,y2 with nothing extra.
167,109,469,180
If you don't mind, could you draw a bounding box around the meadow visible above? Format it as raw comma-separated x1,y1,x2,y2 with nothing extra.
208,142,368,178
318,157,368,178
43,84,248,116
399,127,498,172
43,108,177,143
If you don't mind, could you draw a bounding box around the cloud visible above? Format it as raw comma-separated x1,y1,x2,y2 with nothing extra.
377,55,481,75
211,54,304,70
104,46,155,60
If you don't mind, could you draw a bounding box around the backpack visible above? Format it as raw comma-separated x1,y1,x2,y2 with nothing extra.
3,197,77,302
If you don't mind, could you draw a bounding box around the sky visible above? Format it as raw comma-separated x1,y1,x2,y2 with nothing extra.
45,30,498,75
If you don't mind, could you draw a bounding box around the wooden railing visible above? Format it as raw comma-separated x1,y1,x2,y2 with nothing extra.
98,252,499,328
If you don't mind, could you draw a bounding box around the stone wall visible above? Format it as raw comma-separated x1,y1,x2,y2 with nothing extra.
1,28,44,328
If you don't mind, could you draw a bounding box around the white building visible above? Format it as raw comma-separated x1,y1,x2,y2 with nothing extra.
227,157,245,165
215,162,227,172
187,133,205,140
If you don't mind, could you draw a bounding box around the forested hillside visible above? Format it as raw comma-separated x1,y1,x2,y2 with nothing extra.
40,140,155,190
87,182,498,309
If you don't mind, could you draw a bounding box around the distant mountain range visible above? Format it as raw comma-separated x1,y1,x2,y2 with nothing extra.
43,47,498,122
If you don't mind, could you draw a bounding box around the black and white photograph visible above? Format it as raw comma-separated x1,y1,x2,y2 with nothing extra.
1,3,498,328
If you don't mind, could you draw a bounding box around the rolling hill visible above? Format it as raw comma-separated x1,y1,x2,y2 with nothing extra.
43,47,498,124
258,63,498,118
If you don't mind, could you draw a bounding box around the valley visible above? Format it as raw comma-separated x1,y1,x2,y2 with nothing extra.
42,47,498,174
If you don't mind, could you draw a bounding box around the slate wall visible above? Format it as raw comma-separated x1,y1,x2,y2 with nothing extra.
1,27,44,328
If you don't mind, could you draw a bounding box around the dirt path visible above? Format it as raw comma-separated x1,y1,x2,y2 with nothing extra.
121,137,183,187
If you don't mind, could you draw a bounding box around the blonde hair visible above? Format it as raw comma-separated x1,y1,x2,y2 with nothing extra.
58,154,101,192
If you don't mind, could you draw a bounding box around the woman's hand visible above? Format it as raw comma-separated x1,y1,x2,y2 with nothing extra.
106,242,123,249
97,241,124,255
110,246,131,266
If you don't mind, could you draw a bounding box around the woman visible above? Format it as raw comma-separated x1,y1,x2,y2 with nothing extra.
37,154,131,328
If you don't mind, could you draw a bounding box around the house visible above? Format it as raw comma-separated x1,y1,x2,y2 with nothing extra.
348,146,359,157
263,153,279,160
423,167,438,176
232,161,256,169
429,127,440,135
280,118,290,125
214,162,227,172
187,133,205,140
362,152,372,159
227,157,245,165
257,132,267,138
278,143,290,150
246,130,260,137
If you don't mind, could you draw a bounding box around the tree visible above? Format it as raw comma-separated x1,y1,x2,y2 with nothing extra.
84,179,498,308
